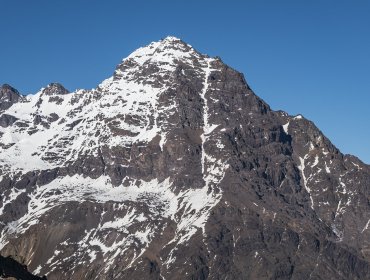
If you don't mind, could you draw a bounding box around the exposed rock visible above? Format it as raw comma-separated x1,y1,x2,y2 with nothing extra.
42,83,69,96
0,84,22,111
0,114,18,128
0,254,46,279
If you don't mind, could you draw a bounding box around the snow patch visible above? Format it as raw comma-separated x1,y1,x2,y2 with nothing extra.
282,122,290,134
0,174,223,260
311,155,319,168
298,156,314,208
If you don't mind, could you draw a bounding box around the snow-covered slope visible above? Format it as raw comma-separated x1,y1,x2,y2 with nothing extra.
1,37,201,173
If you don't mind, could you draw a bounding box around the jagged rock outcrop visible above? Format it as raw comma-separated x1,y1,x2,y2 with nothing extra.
0,37,369,280
0,84,22,111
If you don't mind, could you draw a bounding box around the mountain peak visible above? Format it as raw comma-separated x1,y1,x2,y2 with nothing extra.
0,84,22,110
1,37,370,280
0,84,20,95
120,36,199,67
160,35,182,43
110,36,206,86
158,36,193,49
42,83,69,96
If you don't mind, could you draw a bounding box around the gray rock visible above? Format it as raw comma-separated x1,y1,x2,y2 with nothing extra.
0,84,22,111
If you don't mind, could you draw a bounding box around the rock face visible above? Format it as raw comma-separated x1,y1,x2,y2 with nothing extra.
0,255,46,280
0,36,370,280
0,84,22,111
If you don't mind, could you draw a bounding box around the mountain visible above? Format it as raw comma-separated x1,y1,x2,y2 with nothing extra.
0,36,370,280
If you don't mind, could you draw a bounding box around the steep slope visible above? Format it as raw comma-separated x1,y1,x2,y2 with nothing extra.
0,37,369,280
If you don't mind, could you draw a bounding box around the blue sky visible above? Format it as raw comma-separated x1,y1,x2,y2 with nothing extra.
1,0,369,163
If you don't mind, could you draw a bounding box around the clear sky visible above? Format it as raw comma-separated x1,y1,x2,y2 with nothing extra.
1,0,369,163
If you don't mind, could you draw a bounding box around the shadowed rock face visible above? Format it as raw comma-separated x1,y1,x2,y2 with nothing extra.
0,255,46,279
0,84,22,111
0,37,370,280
